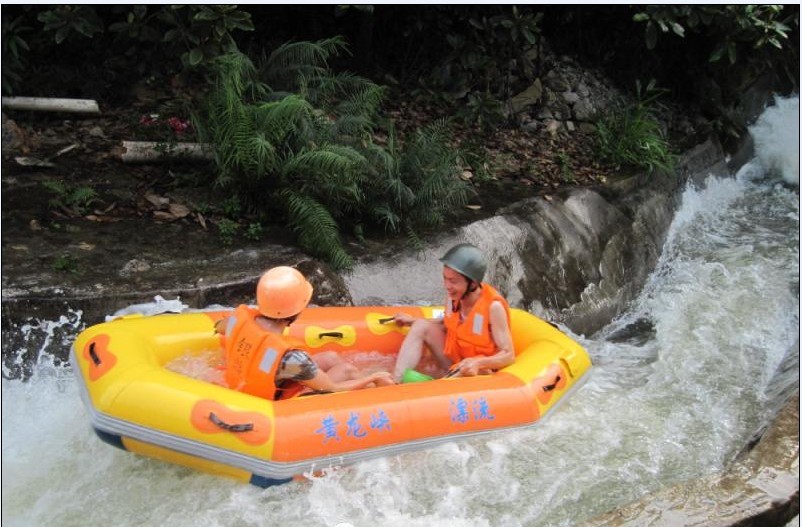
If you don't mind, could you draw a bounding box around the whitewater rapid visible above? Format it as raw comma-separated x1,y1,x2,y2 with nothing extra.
2,96,798,527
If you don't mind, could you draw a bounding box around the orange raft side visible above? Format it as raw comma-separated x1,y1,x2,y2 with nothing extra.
71,305,591,485
274,306,588,462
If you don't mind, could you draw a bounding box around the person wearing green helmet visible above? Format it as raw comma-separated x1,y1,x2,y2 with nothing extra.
391,243,515,382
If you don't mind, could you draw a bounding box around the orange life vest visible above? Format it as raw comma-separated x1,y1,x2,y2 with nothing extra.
223,305,304,400
443,283,511,363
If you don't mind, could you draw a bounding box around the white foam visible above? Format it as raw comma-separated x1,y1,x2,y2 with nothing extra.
748,95,799,186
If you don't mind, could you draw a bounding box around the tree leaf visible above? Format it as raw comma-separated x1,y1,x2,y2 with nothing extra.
55,26,69,45
189,47,204,66
523,27,536,45
645,22,658,49
727,43,736,65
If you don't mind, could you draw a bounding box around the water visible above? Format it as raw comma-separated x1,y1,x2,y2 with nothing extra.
2,96,798,526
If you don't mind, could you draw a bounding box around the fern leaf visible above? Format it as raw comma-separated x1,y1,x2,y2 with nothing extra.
281,188,353,268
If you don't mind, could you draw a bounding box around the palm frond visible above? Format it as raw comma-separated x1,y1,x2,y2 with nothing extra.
280,188,353,269
370,204,402,232
281,144,366,180
404,224,426,251
253,94,314,145
262,36,350,92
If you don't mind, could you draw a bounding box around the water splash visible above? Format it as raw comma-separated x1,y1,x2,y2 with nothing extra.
2,309,84,380
748,95,799,186
105,294,189,321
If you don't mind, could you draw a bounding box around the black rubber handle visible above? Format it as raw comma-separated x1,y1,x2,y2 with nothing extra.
543,375,562,392
88,342,101,366
318,331,344,339
378,317,395,324
209,412,253,433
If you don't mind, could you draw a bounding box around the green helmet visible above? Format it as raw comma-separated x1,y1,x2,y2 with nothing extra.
439,243,486,283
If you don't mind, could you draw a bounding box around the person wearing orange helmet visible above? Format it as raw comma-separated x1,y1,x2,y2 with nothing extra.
215,266,394,399
391,243,515,382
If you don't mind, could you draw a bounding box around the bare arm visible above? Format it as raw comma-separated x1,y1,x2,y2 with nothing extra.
302,369,394,392
452,301,515,376
392,312,444,328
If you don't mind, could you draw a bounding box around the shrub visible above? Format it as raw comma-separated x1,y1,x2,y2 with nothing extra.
595,80,676,173
194,43,471,268
1,16,31,94
42,179,100,216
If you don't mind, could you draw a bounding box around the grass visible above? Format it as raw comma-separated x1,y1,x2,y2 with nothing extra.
595,81,676,173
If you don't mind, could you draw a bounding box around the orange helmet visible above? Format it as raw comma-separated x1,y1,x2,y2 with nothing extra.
256,266,313,319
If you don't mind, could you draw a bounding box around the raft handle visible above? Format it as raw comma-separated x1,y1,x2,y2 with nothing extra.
209,412,254,433
88,342,101,366
378,317,395,324
543,375,562,392
318,331,344,339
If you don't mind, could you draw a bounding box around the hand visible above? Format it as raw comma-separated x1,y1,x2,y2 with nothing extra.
213,318,228,335
371,371,396,386
454,357,482,377
392,313,415,327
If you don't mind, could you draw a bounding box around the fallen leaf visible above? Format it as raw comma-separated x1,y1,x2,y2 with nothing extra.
60,205,79,217
153,210,176,221
78,242,95,251
145,193,169,209
460,170,473,181
168,203,191,218
464,204,482,210
15,156,55,168
29,219,42,231
197,212,207,229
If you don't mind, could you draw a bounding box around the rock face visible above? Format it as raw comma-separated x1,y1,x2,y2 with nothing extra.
345,138,728,337
508,47,629,136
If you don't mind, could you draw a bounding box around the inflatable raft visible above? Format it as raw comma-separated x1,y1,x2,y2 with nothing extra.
72,306,591,487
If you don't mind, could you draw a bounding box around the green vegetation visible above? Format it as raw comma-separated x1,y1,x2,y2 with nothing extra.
633,5,793,65
596,80,676,173
2,5,798,265
42,179,100,216
244,222,263,241
1,15,30,94
216,218,240,246
158,5,254,69
556,150,575,183
37,5,104,44
416,6,543,131
193,42,471,268
53,253,79,274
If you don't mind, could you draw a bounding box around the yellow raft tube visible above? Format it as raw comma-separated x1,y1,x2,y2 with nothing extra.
72,306,592,487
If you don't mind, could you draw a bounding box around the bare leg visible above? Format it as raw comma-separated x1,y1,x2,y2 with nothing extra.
312,350,344,371
310,351,362,383
324,361,360,383
393,319,449,381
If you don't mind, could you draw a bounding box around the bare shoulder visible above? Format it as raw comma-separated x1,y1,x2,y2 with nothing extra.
489,300,507,315
489,301,510,324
